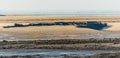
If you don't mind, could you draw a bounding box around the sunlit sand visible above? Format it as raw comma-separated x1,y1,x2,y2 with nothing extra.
0,16,120,40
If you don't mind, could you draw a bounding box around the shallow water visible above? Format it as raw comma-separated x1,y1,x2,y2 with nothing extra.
0,49,120,58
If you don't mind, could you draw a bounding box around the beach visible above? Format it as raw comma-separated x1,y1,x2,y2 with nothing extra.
0,16,120,40
0,16,120,58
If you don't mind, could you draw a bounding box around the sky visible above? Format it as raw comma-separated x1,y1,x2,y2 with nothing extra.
0,0,120,14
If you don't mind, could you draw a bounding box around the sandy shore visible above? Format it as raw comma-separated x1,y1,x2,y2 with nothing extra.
0,16,119,58
0,16,120,40
1,16,120,23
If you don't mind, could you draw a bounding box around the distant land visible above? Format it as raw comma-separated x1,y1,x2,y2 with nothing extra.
1,11,120,16
0,15,6,16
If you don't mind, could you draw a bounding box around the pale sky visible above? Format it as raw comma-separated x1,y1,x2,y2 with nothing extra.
0,0,120,14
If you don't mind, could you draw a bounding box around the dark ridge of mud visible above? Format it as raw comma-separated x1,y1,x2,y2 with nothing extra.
0,53,120,58
67,53,120,58
0,38,119,49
